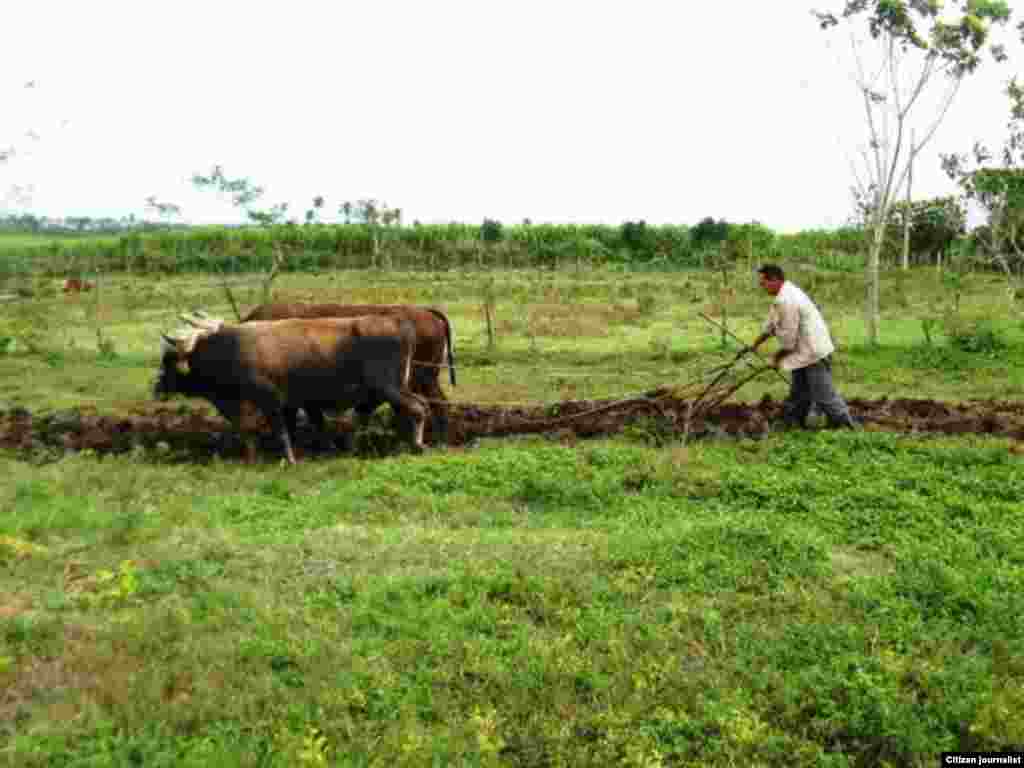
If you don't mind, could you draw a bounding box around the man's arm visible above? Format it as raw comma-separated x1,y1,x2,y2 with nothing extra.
751,330,794,368
751,302,781,352
773,347,795,368
771,300,800,368
750,331,773,351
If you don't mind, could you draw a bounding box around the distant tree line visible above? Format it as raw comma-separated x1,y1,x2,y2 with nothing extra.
0,212,189,236
0,204,982,273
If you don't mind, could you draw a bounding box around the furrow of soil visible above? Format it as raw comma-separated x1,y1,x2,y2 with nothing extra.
2,394,1022,462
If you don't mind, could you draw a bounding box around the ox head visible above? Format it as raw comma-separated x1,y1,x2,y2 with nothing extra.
153,311,224,399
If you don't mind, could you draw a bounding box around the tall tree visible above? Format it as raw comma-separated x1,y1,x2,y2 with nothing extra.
690,217,730,250
941,77,1024,288
144,195,182,227
815,0,1012,345
190,165,288,226
339,198,403,267
304,195,325,225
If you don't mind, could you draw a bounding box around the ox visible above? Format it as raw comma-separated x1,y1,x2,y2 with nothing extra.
153,312,428,464
242,303,456,443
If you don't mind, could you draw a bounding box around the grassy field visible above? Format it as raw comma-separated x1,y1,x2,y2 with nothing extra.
1,264,1022,410
2,264,1023,765
0,232,111,251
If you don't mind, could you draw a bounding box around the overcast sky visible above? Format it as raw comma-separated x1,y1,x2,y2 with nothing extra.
2,1,1021,233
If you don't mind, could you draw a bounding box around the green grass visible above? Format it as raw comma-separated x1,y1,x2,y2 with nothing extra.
1,265,1022,410
2,435,1022,765
0,233,53,250
1,264,1023,765
0,231,113,252
0,233,71,249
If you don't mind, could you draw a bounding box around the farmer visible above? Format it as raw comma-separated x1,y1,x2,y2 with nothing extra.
750,264,858,430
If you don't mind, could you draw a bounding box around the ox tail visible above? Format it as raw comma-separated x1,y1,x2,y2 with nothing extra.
426,308,456,387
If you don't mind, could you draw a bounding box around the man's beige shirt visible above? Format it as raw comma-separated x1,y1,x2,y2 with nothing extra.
762,281,835,371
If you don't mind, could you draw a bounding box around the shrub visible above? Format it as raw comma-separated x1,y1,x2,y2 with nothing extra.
944,317,1007,354
480,218,503,243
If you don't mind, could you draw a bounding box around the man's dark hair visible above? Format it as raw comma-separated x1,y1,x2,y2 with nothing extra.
758,264,785,281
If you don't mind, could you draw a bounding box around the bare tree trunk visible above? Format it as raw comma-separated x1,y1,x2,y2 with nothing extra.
483,278,497,350
901,213,910,270
747,235,757,289
93,252,105,355
902,131,913,270
867,216,885,346
218,269,243,322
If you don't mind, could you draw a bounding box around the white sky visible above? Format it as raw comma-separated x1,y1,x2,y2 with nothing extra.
2,1,1021,233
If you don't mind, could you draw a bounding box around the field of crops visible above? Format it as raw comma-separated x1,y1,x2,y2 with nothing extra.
1,258,1023,765
0,222,870,281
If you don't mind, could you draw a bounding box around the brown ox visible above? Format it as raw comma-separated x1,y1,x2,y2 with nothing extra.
242,302,455,442
154,312,428,464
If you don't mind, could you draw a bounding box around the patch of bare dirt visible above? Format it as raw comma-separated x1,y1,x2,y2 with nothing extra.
1,394,1022,463
0,596,32,619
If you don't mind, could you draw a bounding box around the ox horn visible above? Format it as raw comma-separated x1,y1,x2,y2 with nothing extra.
163,327,201,352
160,330,195,374
180,311,223,332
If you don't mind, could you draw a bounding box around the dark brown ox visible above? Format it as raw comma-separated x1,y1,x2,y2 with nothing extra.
153,312,428,464
242,303,455,442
